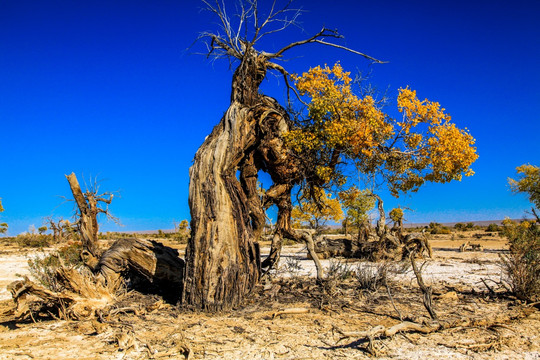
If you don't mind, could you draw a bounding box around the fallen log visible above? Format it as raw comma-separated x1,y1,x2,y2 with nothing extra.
312,232,431,260
97,237,185,303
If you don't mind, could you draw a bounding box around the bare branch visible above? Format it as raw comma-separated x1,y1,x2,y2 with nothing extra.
312,40,387,63
267,61,307,107
266,27,342,58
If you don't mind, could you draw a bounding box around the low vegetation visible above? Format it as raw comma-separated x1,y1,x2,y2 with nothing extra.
500,219,540,302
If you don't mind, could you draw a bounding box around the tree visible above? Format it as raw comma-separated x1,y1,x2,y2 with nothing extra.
0,199,7,234
338,187,375,241
291,189,343,233
509,164,540,221
185,0,383,310
65,173,185,300
286,64,478,198
175,219,190,242
389,207,404,233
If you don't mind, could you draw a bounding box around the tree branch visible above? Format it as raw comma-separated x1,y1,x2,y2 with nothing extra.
267,61,307,107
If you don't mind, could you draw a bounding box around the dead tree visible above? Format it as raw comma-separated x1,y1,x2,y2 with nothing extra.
185,0,384,310
46,217,71,243
66,173,185,301
66,173,113,265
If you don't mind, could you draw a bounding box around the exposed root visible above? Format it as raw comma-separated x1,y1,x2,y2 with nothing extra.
7,266,119,321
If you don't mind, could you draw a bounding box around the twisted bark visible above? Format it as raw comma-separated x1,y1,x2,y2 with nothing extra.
183,52,269,310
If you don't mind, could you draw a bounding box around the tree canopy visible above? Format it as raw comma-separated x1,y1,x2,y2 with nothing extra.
509,164,540,219
286,63,478,199
291,188,343,232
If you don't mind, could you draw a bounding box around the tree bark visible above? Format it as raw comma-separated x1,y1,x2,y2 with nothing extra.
66,173,99,258
183,52,267,310
65,173,185,302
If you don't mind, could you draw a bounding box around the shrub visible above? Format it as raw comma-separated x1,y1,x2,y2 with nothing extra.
430,225,451,234
28,241,84,291
355,263,387,291
282,256,303,277
500,220,540,302
486,223,501,232
14,233,52,248
454,223,466,231
326,259,355,281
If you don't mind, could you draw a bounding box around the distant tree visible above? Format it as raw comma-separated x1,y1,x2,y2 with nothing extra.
175,220,190,242
0,199,7,234
338,187,375,241
509,164,540,221
177,220,189,232
291,189,343,233
38,226,48,235
389,207,404,233
454,222,465,231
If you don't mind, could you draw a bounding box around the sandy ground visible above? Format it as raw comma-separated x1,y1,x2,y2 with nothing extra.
0,233,539,359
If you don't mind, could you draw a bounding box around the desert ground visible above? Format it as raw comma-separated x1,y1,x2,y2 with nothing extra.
0,231,539,359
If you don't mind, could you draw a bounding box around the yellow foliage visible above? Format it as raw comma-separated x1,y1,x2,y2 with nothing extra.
287,63,393,158
338,187,375,226
291,188,343,229
509,164,540,210
287,63,478,196
389,208,404,223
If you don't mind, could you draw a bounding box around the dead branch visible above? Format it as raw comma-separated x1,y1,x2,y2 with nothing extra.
409,252,438,321
333,321,439,342
272,307,309,318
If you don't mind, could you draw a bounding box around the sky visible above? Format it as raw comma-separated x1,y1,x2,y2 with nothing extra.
1,0,539,235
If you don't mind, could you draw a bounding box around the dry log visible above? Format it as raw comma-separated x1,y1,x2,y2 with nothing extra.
272,307,310,318
312,237,400,261
333,321,439,342
66,173,185,303
97,238,185,302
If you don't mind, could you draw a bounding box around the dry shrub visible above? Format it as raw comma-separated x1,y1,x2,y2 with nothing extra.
326,259,355,281
282,256,304,277
355,263,388,291
500,220,540,302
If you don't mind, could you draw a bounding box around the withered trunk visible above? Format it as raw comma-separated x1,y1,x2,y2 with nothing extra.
183,53,267,310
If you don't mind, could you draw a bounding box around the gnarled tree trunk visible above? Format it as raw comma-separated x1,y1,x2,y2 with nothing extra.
183,52,267,310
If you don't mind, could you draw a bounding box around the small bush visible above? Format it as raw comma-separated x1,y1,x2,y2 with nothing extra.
486,223,501,232
454,223,466,231
326,259,355,281
355,263,387,291
282,256,303,277
430,226,451,235
14,233,52,248
28,242,84,291
500,220,540,302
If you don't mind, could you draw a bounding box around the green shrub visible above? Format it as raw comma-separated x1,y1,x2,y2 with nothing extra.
454,223,466,231
14,233,52,248
486,223,501,232
28,241,84,291
430,226,451,234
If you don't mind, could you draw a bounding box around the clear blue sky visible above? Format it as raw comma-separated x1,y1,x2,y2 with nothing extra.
1,0,539,235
